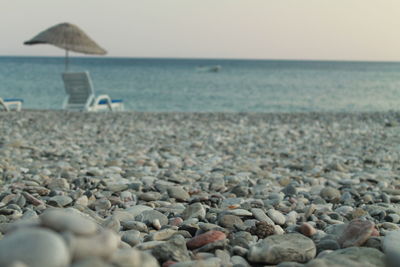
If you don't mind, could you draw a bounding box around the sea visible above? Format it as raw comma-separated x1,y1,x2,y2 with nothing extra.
1,56,400,112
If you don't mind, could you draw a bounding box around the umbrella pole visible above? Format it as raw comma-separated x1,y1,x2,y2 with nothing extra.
65,50,69,71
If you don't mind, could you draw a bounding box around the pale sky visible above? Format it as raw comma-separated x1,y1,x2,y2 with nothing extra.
2,0,400,61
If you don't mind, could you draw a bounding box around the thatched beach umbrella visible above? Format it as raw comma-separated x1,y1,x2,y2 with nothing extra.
24,22,107,71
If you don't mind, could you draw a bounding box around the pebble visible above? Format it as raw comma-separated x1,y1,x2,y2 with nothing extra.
251,208,275,225
186,230,227,250
307,247,386,267
167,187,190,202
71,230,119,260
248,233,316,264
40,209,97,236
182,203,206,220
338,219,375,248
382,230,400,267
2,111,400,266
299,222,317,237
152,235,191,263
218,214,243,229
320,187,341,202
267,209,286,225
0,228,70,267
135,210,168,226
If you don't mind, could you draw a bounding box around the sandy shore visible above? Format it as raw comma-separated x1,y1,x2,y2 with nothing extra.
0,111,399,266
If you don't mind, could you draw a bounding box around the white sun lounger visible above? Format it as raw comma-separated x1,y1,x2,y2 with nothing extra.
62,71,124,111
0,98,23,111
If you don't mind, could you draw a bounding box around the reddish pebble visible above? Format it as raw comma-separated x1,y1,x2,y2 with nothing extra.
371,227,380,237
186,230,226,250
169,217,183,227
299,222,317,237
162,261,177,267
338,219,375,248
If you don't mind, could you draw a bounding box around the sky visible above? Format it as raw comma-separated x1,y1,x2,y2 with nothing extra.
2,0,400,61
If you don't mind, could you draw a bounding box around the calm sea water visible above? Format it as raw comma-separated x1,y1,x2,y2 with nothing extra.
1,56,400,112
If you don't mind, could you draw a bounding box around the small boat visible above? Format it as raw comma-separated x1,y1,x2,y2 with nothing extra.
196,65,222,73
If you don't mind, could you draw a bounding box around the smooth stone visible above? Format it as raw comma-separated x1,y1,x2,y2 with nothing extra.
167,187,190,201
215,249,231,265
251,208,275,225
382,230,400,267
231,255,251,267
194,239,229,253
48,195,73,207
338,219,375,248
121,230,141,246
102,216,121,232
267,209,286,225
285,211,297,225
93,199,111,211
324,223,347,239
187,230,227,250
0,228,70,267
40,209,97,236
300,223,317,237
320,187,341,201
139,192,162,201
182,203,206,220
152,235,190,262
125,205,153,217
218,214,244,229
307,247,385,267
121,220,148,232
71,229,120,261
47,178,70,191
248,233,316,264
135,210,168,226
110,248,159,267
148,228,178,241
71,258,113,267
170,258,221,267
135,241,165,250
282,184,297,197
316,239,340,253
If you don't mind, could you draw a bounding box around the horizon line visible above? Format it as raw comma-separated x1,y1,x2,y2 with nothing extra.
1,55,400,64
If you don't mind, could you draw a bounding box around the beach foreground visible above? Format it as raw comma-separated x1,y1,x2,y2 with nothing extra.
0,111,399,267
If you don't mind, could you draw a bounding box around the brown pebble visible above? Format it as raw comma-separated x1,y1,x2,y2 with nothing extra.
299,222,316,237
338,219,375,248
186,230,226,250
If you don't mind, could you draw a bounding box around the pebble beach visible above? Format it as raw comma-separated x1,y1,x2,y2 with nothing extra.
1,110,400,267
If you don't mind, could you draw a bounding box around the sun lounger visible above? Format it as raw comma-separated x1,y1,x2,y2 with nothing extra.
0,98,23,111
62,71,124,111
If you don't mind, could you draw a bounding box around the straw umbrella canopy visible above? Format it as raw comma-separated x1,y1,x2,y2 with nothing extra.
24,22,107,70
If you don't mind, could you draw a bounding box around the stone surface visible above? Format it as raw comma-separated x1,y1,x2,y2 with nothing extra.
382,229,400,267
110,248,160,267
267,209,286,225
248,233,316,264
300,223,317,237
306,247,385,267
187,230,227,250
40,209,97,236
152,235,190,263
167,187,190,202
182,203,206,220
135,210,168,226
70,229,120,261
338,219,375,248
0,228,70,267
